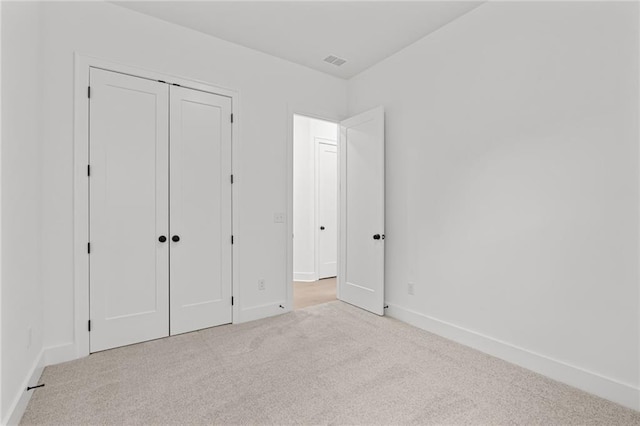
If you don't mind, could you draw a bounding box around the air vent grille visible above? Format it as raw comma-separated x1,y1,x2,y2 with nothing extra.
323,55,347,67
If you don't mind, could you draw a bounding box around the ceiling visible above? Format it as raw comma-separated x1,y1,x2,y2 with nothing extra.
113,1,483,79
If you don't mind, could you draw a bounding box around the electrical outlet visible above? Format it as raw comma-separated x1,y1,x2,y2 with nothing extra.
408,282,415,296
258,279,266,291
273,212,285,223
27,327,32,349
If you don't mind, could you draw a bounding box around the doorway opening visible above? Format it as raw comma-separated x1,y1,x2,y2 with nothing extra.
292,114,339,310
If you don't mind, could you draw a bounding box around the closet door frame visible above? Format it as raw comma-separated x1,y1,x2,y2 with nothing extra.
72,54,239,361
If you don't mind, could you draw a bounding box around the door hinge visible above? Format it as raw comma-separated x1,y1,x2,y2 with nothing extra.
87,86,91,99
231,235,234,244
87,242,91,254
88,320,91,332
231,113,234,123
230,174,234,184
87,164,91,177
231,296,234,306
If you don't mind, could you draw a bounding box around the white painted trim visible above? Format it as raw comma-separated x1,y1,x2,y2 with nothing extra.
3,349,44,426
316,138,337,147
0,2,3,423
312,137,319,282
293,272,317,282
43,343,77,367
73,53,240,359
286,108,342,312
637,1,640,412
386,303,640,411
238,301,287,323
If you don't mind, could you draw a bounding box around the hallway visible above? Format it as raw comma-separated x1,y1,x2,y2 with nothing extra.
293,278,337,309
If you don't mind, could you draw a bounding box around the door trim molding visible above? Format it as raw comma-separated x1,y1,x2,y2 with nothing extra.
73,53,240,360
287,109,342,311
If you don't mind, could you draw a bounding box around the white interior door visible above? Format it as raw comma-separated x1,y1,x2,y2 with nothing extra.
338,106,385,315
89,68,169,352
317,142,338,279
169,85,233,335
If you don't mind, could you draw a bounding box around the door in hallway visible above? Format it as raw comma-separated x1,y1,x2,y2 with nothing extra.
317,142,338,279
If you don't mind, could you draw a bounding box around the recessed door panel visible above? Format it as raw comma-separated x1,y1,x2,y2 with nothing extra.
89,68,170,352
339,107,385,315
318,142,338,279
169,86,232,335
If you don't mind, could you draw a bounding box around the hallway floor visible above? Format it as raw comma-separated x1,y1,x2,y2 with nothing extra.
293,277,336,309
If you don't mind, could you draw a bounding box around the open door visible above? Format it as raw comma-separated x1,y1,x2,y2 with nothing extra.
338,106,385,315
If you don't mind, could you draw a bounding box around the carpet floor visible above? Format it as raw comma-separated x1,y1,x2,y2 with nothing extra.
293,278,337,309
21,301,640,425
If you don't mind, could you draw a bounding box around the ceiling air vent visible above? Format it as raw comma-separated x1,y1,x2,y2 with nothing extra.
324,55,347,67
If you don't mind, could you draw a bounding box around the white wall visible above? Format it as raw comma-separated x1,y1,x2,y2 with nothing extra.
348,1,640,409
1,1,44,422
293,115,337,281
293,115,314,281
3,0,639,417
39,1,347,361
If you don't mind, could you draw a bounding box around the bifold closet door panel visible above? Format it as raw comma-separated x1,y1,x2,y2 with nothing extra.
169,86,233,335
89,68,170,352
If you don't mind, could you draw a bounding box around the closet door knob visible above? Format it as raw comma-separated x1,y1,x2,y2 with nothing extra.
172,235,180,242
158,236,167,243
320,226,325,230
373,234,381,240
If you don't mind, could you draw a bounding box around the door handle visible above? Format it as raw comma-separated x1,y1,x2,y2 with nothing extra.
320,226,325,230
373,234,381,240
158,235,167,243
172,235,180,242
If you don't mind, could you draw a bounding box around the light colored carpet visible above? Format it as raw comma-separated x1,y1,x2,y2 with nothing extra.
21,301,640,425
293,278,336,309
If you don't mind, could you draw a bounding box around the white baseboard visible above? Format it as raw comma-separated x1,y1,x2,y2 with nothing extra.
293,272,316,282
3,349,45,426
43,342,78,366
386,303,640,411
238,301,288,323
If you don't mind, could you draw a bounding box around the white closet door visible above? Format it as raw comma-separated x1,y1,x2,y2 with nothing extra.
318,142,338,279
89,68,170,352
338,107,385,315
169,86,233,335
